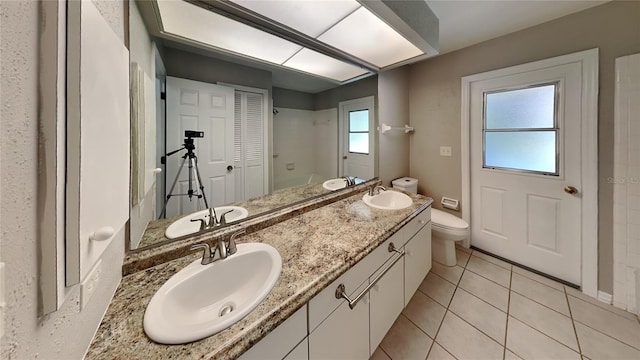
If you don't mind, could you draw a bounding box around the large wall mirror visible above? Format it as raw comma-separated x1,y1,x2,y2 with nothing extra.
128,0,379,251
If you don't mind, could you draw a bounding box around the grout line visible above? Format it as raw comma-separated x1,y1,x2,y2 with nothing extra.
464,265,510,289
433,340,459,360
503,268,513,360
572,317,640,352
378,344,393,360
510,287,572,319
456,283,508,314
565,285,584,356
567,292,640,324
508,311,583,355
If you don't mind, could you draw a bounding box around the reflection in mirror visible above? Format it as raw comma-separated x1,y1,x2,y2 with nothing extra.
128,0,379,251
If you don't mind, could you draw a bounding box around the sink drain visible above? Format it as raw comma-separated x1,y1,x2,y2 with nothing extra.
219,303,234,317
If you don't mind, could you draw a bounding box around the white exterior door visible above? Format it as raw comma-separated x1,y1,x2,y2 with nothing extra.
340,96,375,180
165,77,235,217
469,62,584,285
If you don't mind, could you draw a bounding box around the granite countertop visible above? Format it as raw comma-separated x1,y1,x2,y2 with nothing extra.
86,190,432,360
137,183,332,249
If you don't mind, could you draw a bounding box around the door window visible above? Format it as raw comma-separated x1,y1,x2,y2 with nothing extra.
348,109,370,154
483,83,559,175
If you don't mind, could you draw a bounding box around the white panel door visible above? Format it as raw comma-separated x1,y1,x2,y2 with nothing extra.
470,63,583,285
165,77,235,217
340,96,375,180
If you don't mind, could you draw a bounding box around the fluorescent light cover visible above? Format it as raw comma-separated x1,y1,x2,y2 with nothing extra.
157,0,301,64
231,0,360,37
319,7,423,67
284,48,368,82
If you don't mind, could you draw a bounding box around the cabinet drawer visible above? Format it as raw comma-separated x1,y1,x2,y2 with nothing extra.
239,305,307,360
308,230,402,332
403,206,431,244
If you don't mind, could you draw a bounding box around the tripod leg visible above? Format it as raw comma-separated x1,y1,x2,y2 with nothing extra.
192,155,209,209
160,156,187,219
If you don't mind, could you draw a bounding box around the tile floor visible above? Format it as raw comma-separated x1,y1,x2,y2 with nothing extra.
372,247,640,360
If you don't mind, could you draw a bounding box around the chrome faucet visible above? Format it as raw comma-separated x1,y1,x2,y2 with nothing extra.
343,176,355,187
190,208,234,231
368,185,387,196
189,229,247,265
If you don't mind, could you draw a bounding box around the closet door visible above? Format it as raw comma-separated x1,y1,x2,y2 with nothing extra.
234,91,267,201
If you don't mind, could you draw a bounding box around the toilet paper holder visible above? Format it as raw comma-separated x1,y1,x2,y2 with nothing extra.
441,197,459,211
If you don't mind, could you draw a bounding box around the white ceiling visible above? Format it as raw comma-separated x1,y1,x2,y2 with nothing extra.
427,0,610,54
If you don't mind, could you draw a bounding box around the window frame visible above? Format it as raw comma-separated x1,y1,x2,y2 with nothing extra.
347,108,370,155
481,81,561,177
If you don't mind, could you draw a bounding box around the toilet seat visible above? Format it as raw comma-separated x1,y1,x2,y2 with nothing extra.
431,209,469,231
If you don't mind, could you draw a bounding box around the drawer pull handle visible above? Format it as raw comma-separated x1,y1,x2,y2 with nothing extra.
335,243,405,309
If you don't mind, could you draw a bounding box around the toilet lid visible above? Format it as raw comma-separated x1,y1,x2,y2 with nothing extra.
431,209,469,230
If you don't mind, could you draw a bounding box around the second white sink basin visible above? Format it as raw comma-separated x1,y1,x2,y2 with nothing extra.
363,190,413,210
323,178,348,191
144,243,282,344
165,206,249,239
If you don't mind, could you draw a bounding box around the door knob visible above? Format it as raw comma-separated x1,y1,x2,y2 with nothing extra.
564,186,578,195
226,165,233,172
343,155,348,160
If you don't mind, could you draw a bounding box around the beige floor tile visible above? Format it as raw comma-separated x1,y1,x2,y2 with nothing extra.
449,288,507,345
419,272,456,307
511,272,570,315
456,248,471,268
380,315,433,360
458,270,509,311
504,350,522,360
370,347,391,360
455,244,472,254
403,290,447,338
568,296,640,350
509,292,579,351
427,343,456,360
471,250,512,270
435,312,503,360
431,261,464,284
575,322,640,360
565,286,639,321
466,256,511,287
512,266,564,291
506,317,580,360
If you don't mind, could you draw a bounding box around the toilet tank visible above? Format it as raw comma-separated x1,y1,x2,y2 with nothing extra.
392,177,418,194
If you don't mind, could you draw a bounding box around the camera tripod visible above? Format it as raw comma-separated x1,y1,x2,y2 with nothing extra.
159,137,209,219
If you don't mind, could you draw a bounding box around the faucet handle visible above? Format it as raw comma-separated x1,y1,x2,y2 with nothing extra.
190,243,213,265
218,209,234,226
190,218,207,231
227,229,246,255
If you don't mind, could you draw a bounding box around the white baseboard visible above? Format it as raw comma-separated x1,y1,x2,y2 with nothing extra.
597,291,613,305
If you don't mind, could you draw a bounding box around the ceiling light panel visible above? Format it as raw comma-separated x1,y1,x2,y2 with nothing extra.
318,7,423,68
157,0,301,64
231,0,361,37
283,48,369,82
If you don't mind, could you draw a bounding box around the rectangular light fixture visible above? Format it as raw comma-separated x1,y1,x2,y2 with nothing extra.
283,48,369,82
155,0,370,82
157,0,301,65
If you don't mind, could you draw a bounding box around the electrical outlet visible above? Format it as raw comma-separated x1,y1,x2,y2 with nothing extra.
440,146,452,157
81,259,102,310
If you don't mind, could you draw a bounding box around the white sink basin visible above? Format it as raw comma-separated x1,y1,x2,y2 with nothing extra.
144,243,282,344
363,190,413,210
165,206,249,239
322,178,348,191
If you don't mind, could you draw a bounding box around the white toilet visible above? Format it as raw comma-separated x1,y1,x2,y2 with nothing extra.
392,177,470,267
431,209,470,266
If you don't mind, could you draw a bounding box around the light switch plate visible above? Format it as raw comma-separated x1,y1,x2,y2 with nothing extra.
440,146,452,157
81,259,102,310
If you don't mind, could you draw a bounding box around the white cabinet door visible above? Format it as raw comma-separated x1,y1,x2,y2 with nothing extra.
369,256,405,355
238,306,307,360
405,222,432,306
309,282,369,360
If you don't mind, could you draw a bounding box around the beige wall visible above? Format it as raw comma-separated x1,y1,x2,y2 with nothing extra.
378,67,411,186
408,0,640,293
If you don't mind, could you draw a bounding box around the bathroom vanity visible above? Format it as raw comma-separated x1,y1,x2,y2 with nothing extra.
85,188,432,359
